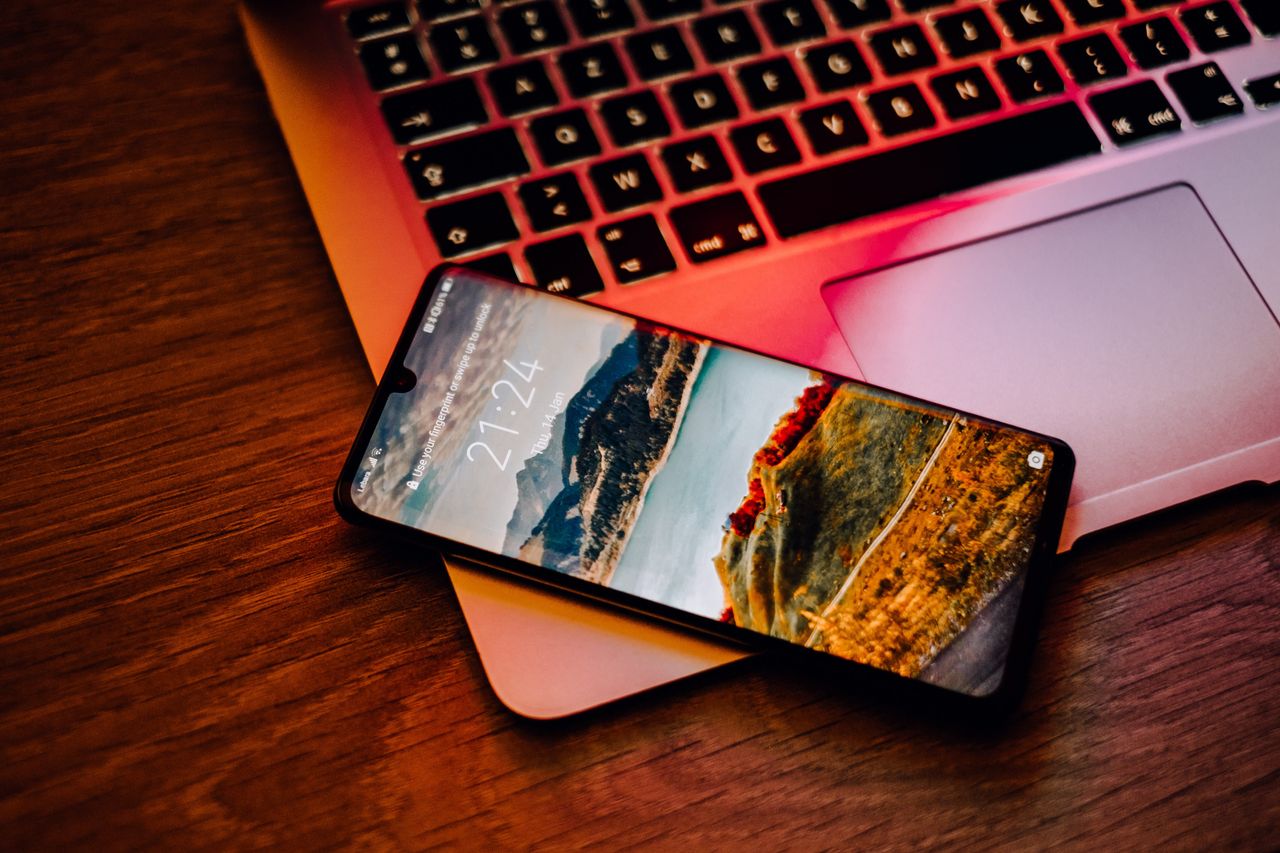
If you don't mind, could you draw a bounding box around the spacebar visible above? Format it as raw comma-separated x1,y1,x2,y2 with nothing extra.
758,103,1101,239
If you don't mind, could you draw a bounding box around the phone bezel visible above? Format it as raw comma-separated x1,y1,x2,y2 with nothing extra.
334,264,1076,710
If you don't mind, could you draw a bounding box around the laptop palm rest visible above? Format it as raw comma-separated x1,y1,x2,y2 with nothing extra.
823,184,1280,549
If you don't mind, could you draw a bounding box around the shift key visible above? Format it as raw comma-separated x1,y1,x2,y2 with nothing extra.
669,192,766,263
403,128,530,200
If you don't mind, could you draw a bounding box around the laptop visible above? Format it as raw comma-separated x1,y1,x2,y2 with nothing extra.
241,0,1280,717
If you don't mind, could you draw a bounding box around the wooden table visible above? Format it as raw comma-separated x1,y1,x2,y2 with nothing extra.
2,2,1277,847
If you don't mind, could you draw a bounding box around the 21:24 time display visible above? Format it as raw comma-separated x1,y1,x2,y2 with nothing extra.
466,358,544,471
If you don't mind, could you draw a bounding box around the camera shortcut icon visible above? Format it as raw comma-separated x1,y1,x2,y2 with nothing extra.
1026,450,1046,470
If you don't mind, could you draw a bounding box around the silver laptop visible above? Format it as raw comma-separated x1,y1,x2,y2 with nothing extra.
242,0,1280,716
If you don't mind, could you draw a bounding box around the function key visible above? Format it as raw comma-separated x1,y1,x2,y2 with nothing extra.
1245,73,1280,108
730,118,802,174
693,10,763,63
427,192,520,257
1119,17,1190,69
822,0,891,29
525,234,606,297
930,67,1002,119
404,128,530,200
497,2,570,54
1058,34,1127,85
488,60,560,116
599,91,672,146
1180,3,1252,52
359,35,430,91
559,43,628,98
933,9,1001,59
802,40,872,92
669,73,740,128
995,50,1065,102
462,252,521,281
1089,80,1181,145
627,27,696,80
429,16,499,71
589,154,665,212
530,108,602,166
868,24,938,76
1240,0,1280,36
519,173,593,231
567,0,637,38
798,101,868,154
737,57,806,110
865,83,936,136
599,215,678,284
758,0,828,47
381,77,488,144
418,0,481,22
669,192,766,263
996,0,1065,42
1061,0,1125,25
347,4,412,39
661,136,734,191
1167,62,1244,123
638,0,704,20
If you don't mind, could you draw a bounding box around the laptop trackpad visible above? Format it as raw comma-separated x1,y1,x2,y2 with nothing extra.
823,184,1280,548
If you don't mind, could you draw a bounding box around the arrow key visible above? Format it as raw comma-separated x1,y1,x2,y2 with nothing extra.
518,174,591,232
598,215,676,284
1167,62,1244,124
1244,72,1280,109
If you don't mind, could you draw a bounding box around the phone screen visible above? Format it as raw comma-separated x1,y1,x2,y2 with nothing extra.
341,267,1070,698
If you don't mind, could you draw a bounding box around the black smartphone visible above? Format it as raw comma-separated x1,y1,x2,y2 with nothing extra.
335,265,1074,707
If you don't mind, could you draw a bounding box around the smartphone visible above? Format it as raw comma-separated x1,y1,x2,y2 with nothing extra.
335,265,1074,706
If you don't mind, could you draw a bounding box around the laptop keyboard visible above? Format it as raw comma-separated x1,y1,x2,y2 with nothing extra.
345,0,1278,295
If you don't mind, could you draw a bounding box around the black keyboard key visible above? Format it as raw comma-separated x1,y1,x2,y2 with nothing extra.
996,0,1065,42
933,9,1001,59
868,24,938,76
1058,34,1127,85
405,128,530,199
348,4,412,39
1180,3,1252,52
530,109,602,165
931,67,1002,119
822,0,891,29
599,215,677,283
1167,62,1244,123
519,173,593,231
737,57,806,110
525,234,605,297
803,40,872,91
694,10,763,63
1061,0,1125,25
568,0,637,37
901,0,953,10
669,73,740,128
758,102,1099,238
670,192,766,262
419,0,481,22
428,192,520,257
463,252,520,281
639,0,704,20
1245,73,1280,108
730,118,802,173
1120,17,1190,69
497,2,570,54
759,0,828,46
381,78,488,144
627,27,696,80
798,101,868,153
1132,0,1177,9
1089,80,1181,145
559,43,628,98
489,60,559,116
661,136,734,191
600,92,672,146
866,84,935,136
360,35,430,91
995,50,1065,102
1241,0,1280,36
429,16,500,72
590,154,664,212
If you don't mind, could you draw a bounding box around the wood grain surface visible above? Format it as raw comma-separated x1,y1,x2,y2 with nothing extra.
1,2,1277,848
